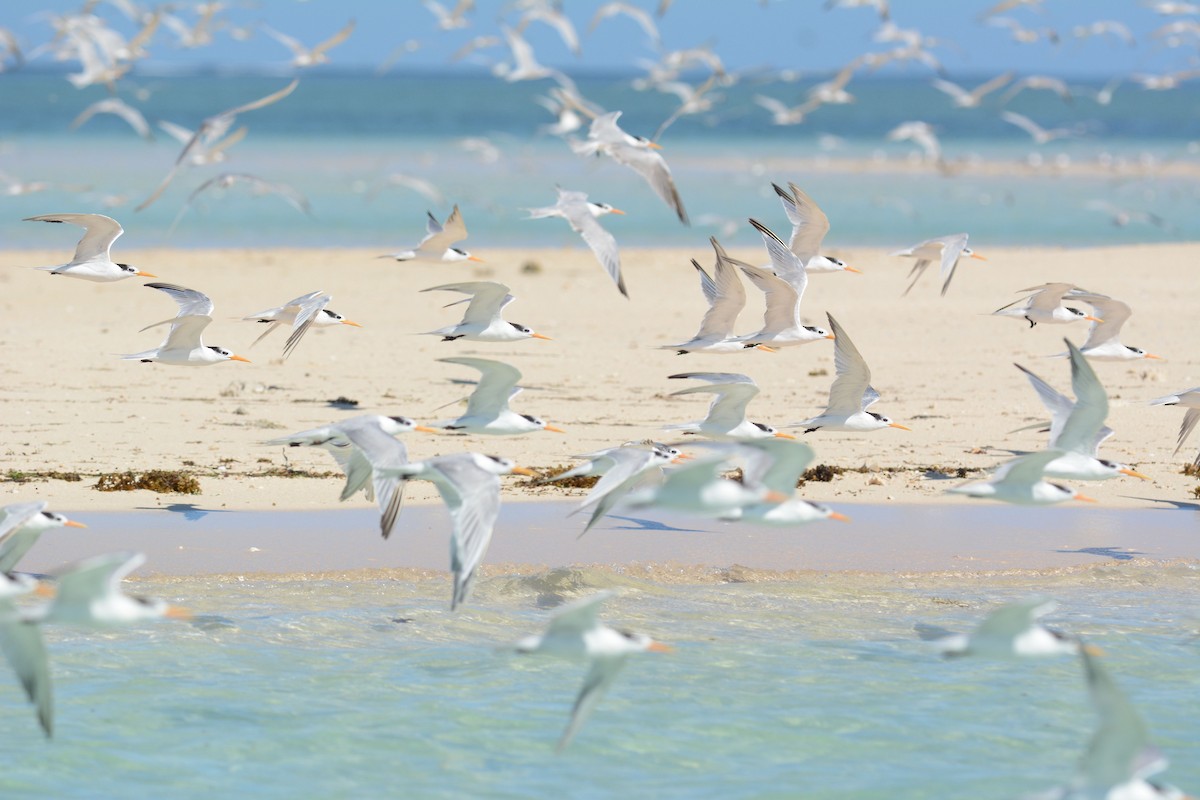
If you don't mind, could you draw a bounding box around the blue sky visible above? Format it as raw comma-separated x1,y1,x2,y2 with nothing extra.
5,0,1195,78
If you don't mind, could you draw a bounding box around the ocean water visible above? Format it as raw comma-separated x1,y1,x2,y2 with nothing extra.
0,561,1196,799
1,504,1198,799
1,71,1199,250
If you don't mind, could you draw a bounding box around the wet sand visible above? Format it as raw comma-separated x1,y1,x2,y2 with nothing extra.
16,501,1200,578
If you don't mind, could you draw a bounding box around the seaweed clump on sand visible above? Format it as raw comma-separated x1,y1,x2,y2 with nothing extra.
518,466,599,490
95,470,201,494
800,464,845,484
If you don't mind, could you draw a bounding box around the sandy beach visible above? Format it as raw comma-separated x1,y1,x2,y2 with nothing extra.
0,242,1195,516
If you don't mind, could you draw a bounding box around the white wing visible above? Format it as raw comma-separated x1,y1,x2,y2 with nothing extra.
773,182,830,265
143,282,215,320
0,502,49,573
560,197,625,297
739,439,816,495
1069,293,1132,350
693,238,746,338
669,372,759,431
993,450,1062,486
49,551,145,619
559,654,628,751
543,590,615,637
423,281,512,327
1055,340,1110,456
428,455,502,610
936,233,969,296
441,357,522,419
608,143,689,225
417,205,468,255
282,292,332,360
0,618,53,737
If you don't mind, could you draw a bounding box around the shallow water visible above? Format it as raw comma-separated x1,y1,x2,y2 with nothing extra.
2,506,1197,798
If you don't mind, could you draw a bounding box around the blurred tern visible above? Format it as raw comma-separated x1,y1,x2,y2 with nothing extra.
892,233,985,296
919,598,1081,658
526,188,627,296
0,502,87,573
25,213,156,282
719,439,849,525
792,313,910,433
41,552,191,625
268,415,437,539
544,442,677,536
437,357,565,435
664,372,795,441
122,283,251,366
136,79,299,211
571,111,689,225
992,283,1102,328
0,581,52,737
380,205,483,264
170,172,311,233
946,450,1096,505
771,182,860,274
241,290,361,359
1014,341,1149,482
931,72,1013,108
1058,292,1161,361
261,19,355,68
513,590,671,752
422,281,551,342
70,97,153,140
734,219,835,349
626,451,789,517
348,450,534,609
1149,387,1200,466
662,237,772,355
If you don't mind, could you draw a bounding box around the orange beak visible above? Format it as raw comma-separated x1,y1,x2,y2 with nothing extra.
64,520,87,529
646,141,663,150
828,511,851,523
543,424,566,433
1119,468,1149,480
969,252,987,261
609,208,626,215
824,332,836,340
1083,643,1106,657
773,432,796,440
1073,492,1098,503
468,255,485,263
1144,353,1163,360
135,270,157,277
647,640,674,653
229,355,252,363
674,452,695,460
889,423,912,431
755,344,778,353
1084,316,1103,323
843,266,863,274
531,332,553,341
414,425,441,434
764,489,789,504
341,319,363,328
33,583,56,598
511,466,538,477
165,605,194,621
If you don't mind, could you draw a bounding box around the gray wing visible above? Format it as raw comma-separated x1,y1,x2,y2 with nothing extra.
1056,340,1109,456
24,213,123,263
433,457,502,610
750,217,808,289
669,373,759,430
0,618,53,737
609,144,689,225
340,422,409,539
558,654,628,751
739,439,816,494
419,204,468,254
575,450,664,535
49,552,144,620
281,292,332,360
1014,364,1076,448
824,314,873,416
972,598,1056,640
1024,282,1077,314
993,450,1062,485
423,282,512,327
144,283,215,320
736,263,801,336
936,233,969,296
441,357,522,419
0,502,49,573
161,315,213,351
544,590,615,636
902,259,932,296
697,238,747,337
774,182,830,265
1176,408,1200,457
1076,646,1158,789
563,201,625,297
1068,293,1132,350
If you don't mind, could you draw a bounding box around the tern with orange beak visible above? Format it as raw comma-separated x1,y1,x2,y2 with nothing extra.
625,450,792,517
526,188,629,296
946,450,1097,505
892,232,986,296
991,282,1103,328
122,283,251,366
436,356,565,435
242,290,361,359
769,181,861,275
420,281,551,342
542,442,680,536
514,590,672,752
0,501,87,573
664,372,796,441
734,218,836,350
717,439,851,526
379,204,483,264
570,111,689,225
1055,291,1162,361
792,313,911,434
25,213,157,282
41,552,192,625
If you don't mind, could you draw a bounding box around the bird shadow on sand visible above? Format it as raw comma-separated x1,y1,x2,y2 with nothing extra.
137,503,235,522
1055,546,1145,561
601,515,708,533
1122,496,1200,512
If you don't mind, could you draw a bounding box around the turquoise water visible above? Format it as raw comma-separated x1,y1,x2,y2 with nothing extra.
1,72,1198,249
1,561,1196,799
